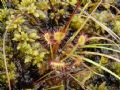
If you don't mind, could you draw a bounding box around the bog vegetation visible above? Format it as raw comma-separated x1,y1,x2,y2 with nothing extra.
0,0,120,90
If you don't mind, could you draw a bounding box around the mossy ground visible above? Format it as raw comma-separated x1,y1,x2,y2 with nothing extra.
0,0,120,90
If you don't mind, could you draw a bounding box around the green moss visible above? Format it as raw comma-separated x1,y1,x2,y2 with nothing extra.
0,0,120,89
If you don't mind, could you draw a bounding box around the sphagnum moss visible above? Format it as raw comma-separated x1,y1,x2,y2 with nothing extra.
0,0,120,90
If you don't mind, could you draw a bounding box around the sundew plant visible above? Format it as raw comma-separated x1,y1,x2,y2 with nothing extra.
0,0,120,90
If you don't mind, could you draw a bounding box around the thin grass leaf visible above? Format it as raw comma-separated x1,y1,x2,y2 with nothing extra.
88,36,120,50
71,56,103,77
82,57,120,80
44,84,64,90
73,55,120,80
81,45,120,53
61,0,102,50
80,51,120,63
68,74,88,90
83,11,120,42
85,44,120,46
2,14,22,90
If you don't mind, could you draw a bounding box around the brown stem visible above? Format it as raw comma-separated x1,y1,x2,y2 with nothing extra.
53,1,80,55
61,0,80,33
